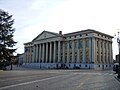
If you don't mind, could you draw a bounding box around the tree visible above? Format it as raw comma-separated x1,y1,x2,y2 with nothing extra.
0,9,17,70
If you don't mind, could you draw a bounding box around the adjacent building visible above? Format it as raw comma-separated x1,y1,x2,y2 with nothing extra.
17,53,24,65
23,29,113,69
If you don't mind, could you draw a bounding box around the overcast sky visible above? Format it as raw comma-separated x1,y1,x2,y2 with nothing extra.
1,0,120,59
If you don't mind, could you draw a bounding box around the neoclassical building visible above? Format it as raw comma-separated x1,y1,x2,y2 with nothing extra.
23,29,113,69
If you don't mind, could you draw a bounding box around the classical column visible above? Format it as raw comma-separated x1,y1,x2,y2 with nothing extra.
98,39,101,63
32,46,33,63
67,41,70,63
102,40,105,64
24,47,27,63
109,42,112,64
100,40,102,63
62,42,65,63
58,41,61,63
32,45,35,63
92,38,95,63
49,42,52,63
46,43,48,63
24,51,26,63
26,47,29,63
82,39,85,63
89,38,92,63
28,47,30,63
35,44,38,63
34,45,36,63
39,44,41,63
27,47,29,63
111,42,113,64
72,40,75,63
108,42,110,64
26,47,28,63
53,41,56,63
95,39,97,64
42,43,45,62
106,41,108,63
77,40,80,63
30,46,32,63
28,46,31,63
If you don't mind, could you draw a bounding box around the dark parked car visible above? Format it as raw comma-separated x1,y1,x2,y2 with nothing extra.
113,63,119,73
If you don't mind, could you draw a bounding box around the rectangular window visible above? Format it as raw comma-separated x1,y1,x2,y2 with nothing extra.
65,56,67,63
104,43,106,48
86,39,89,47
75,41,77,48
97,41,98,46
65,42,67,49
101,42,102,47
70,56,72,63
80,40,83,48
69,41,72,49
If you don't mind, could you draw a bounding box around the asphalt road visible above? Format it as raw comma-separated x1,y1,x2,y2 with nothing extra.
0,68,120,90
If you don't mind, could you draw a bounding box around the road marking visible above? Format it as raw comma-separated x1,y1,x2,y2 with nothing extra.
77,75,91,88
78,82,84,87
0,74,43,82
0,74,70,90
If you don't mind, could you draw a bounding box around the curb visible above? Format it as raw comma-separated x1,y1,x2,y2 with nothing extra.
114,76,120,82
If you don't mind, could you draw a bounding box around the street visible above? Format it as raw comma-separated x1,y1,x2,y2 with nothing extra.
0,66,120,90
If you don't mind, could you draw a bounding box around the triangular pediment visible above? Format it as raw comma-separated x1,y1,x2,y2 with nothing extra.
32,30,59,41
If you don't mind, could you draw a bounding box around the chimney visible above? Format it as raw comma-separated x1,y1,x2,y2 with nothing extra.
59,31,62,35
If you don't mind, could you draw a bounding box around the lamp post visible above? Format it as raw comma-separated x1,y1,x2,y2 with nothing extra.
117,32,120,78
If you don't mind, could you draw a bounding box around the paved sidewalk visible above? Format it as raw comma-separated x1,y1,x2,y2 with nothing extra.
6,65,29,70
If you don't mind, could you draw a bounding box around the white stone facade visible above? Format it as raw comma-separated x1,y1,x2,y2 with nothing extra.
23,29,113,69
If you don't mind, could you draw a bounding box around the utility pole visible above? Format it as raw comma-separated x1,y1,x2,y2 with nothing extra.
117,32,120,78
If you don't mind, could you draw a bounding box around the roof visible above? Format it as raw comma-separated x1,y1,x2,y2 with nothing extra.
24,41,32,45
64,29,114,38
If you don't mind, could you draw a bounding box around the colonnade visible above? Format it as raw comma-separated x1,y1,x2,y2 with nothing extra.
30,38,93,64
25,37,113,65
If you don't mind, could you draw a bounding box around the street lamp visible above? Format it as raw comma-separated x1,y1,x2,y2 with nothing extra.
117,32,120,78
